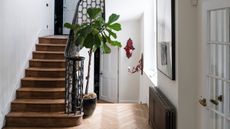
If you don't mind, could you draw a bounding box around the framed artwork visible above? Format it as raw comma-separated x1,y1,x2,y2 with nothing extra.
157,0,175,80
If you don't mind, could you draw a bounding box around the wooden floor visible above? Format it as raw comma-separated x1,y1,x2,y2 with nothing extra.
76,104,152,129
4,104,152,129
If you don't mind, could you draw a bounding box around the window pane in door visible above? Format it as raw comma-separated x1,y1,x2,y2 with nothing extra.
210,112,224,129
226,82,230,117
209,44,216,75
225,119,230,129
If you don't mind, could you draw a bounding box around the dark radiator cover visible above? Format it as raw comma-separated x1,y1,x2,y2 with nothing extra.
149,87,176,129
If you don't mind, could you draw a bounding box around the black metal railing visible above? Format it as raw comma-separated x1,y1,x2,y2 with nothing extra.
64,0,105,115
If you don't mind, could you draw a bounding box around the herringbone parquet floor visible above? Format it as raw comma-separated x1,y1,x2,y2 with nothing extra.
77,104,152,129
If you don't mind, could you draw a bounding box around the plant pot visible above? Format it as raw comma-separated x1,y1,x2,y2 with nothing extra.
83,93,97,117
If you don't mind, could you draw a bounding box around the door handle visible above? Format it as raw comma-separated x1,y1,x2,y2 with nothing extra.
100,72,103,75
217,95,223,102
210,99,219,105
199,97,207,107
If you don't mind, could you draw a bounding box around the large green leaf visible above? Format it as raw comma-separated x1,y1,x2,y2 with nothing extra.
83,33,95,48
109,41,122,47
64,23,80,30
92,45,98,52
92,28,99,35
75,35,85,47
106,29,117,39
102,43,111,54
87,8,102,19
108,14,120,25
73,26,93,47
80,26,93,37
108,23,121,31
92,35,101,52
94,34,101,48
83,33,101,49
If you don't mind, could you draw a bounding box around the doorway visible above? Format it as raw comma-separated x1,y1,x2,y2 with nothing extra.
99,48,119,103
54,0,63,35
63,0,79,34
94,49,100,99
201,1,230,129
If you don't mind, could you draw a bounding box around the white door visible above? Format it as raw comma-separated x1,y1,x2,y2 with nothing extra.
100,48,119,103
63,0,79,34
201,1,230,129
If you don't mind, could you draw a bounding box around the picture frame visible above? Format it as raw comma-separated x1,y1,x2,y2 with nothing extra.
157,0,175,80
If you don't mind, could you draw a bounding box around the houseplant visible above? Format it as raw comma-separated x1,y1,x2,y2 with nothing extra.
64,8,122,116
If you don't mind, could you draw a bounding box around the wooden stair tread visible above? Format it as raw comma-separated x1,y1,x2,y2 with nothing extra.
36,44,66,47
33,51,64,54
12,99,64,104
41,35,68,39
30,59,65,62
22,77,64,81
18,87,64,92
29,59,65,68
7,112,81,118
26,68,65,71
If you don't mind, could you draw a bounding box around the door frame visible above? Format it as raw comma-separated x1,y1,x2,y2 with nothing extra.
201,1,230,128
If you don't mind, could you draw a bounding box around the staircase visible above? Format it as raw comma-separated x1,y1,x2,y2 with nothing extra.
4,36,82,129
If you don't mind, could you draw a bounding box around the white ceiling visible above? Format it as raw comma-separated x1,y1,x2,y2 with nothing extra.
105,0,150,22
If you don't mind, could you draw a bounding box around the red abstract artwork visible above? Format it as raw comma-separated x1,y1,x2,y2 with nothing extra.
124,38,135,58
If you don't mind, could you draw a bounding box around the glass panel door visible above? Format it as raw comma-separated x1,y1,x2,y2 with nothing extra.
207,8,230,129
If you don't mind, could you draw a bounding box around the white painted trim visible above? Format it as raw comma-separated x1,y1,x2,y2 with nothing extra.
207,74,230,83
119,100,139,103
117,48,120,103
208,41,230,45
100,96,117,103
144,70,157,86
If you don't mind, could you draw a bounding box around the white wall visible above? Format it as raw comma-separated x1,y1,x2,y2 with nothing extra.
177,0,199,129
118,19,141,103
80,48,94,94
139,0,156,104
157,0,200,129
0,0,54,128
139,72,156,104
105,0,147,22
197,2,203,128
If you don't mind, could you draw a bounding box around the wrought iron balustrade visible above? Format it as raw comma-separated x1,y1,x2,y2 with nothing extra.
64,0,105,115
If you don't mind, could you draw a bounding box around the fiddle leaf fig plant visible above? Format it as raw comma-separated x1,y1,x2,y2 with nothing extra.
64,7,122,95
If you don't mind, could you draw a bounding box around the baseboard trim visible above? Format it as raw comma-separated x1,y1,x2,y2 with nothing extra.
119,100,139,103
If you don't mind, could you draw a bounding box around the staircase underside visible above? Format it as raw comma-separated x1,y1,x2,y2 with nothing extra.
4,35,83,128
